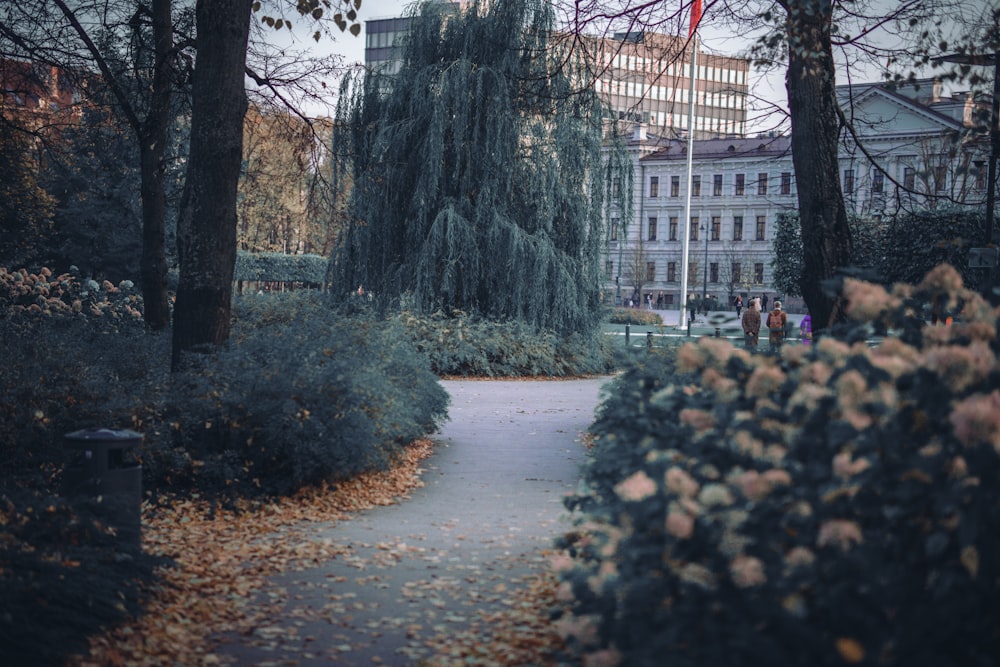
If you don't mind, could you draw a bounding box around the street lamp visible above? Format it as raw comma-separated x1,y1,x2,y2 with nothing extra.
701,223,709,302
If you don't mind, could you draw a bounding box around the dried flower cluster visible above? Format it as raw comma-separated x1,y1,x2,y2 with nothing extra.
0,266,143,320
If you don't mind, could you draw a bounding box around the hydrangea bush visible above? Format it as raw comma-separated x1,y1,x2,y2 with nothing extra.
556,264,1000,667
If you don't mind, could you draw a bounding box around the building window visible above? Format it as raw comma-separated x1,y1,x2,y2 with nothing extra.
611,219,618,241
671,175,680,197
667,262,677,282
735,173,745,195
613,178,621,197
605,261,613,279
843,169,855,194
754,262,764,284
732,262,741,284
713,174,723,196
780,172,791,195
872,170,884,194
755,215,766,241
733,215,743,241
692,175,701,197
975,163,987,190
903,166,915,190
650,176,659,198
669,216,678,240
648,217,657,241
934,165,947,191
758,173,768,195
711,216,721,241
689,261,699,284
690,217,700,240
646,262,656,283
710,263,719,283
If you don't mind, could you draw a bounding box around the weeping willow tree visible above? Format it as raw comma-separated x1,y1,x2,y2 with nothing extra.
329,0,628,334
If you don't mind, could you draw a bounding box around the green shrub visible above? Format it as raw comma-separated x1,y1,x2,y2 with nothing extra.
395,310,616,377
0,279,449,501
556,264,1000,667
149,293,449,497
605,307,663,326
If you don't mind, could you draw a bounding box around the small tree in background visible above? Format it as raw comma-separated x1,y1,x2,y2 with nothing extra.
773,207,980,300
876,208,984,288
771,210,804,298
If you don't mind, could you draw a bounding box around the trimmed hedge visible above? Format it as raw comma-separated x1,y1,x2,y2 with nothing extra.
605,307,663,326
234,250,328,285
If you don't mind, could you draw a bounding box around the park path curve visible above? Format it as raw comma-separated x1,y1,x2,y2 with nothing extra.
213,377,611,666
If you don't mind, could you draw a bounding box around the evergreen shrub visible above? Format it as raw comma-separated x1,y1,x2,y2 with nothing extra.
394,310,616,377
556,264,1000,667
150,293,450,497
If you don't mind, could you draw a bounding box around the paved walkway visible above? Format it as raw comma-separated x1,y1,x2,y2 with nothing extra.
213,378,611,665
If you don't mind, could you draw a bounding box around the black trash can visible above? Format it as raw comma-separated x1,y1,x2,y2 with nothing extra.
63,428,142,546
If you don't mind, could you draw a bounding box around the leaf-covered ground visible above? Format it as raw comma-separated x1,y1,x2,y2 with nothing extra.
69,439,571,666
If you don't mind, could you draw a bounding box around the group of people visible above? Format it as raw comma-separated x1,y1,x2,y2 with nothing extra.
733,293,770,318
740,296,812,352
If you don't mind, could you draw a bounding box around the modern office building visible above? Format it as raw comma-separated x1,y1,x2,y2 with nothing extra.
581,30,749,139
606,79,991,310
363,7,749,139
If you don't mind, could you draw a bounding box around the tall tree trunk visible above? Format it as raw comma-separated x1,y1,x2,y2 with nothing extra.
784,0,852,331
171,0,251,370
139,0,173,331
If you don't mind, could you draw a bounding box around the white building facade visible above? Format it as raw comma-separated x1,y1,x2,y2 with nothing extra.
605,80,992,311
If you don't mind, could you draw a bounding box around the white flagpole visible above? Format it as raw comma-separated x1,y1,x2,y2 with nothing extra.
678,33,697,328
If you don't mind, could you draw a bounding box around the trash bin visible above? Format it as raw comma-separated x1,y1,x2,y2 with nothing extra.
63,428,142,545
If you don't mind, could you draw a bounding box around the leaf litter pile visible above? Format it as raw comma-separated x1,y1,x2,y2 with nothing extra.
70,438,575,666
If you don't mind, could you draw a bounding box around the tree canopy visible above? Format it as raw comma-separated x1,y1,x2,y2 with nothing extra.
330,0,627,334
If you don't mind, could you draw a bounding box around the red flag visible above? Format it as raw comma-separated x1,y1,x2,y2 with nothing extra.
689,0,702,37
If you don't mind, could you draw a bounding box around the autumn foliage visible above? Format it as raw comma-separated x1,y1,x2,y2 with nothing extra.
557,264,1000,666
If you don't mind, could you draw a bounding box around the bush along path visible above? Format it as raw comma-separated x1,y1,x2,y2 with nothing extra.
210,378,607,666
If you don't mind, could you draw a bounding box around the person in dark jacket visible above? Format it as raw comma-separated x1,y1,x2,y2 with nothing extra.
742,300,761,351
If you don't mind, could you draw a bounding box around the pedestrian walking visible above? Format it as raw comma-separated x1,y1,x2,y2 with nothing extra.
766,300,788,352
799,312,813,344
734,294,743,318
742,300,760,351
761,293,769,312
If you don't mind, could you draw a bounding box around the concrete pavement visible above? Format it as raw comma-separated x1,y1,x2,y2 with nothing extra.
212,377,611,666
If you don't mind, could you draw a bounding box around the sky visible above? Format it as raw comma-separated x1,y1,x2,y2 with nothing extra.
280,0,978,131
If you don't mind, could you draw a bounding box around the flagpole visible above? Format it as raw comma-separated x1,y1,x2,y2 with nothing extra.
678,31,697,329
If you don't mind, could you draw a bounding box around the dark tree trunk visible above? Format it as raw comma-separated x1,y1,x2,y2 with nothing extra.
138,0,173,331
784,0,852,331
171,0,251,370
